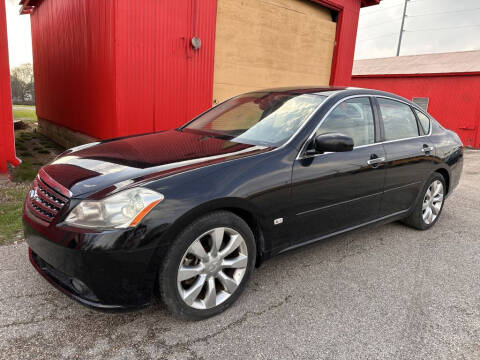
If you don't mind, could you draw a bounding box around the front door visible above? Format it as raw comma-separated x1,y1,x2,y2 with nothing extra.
290,97,386,246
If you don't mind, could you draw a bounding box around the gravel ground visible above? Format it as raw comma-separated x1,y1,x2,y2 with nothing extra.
1,151,479,360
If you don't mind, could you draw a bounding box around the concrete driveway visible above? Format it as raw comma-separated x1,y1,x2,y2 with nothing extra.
12,105,36,111
1,151,479,360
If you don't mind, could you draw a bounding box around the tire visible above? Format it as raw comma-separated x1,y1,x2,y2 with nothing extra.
403,173,446,230
158,211,256,320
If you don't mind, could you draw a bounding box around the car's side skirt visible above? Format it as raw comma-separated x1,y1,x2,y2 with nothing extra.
278,209,410,254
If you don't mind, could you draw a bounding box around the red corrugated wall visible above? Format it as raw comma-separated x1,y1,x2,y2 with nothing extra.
351,74,480,148
115,0,217,136
30,0,217,139
31,0,117,139
0,0,19,173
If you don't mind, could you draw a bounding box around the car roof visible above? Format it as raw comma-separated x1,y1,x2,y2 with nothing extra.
247,86,415,107
247,86,348,95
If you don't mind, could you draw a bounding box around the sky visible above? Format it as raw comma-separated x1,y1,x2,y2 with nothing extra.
355,0,480,59
5,0,32,68
4,0,480,67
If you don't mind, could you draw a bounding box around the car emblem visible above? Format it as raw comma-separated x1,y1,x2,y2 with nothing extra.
29,188,39,201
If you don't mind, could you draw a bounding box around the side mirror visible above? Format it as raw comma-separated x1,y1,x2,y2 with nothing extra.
313,132,354,153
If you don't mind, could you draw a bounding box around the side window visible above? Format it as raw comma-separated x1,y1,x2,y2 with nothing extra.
414,109,431,135
317,97,375,147
378,98,419,141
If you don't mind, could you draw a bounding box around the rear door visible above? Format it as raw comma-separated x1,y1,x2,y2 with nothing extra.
290,97,386,245
375,97,435,216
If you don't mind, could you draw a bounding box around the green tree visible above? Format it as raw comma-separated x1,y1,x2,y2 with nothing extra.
10,63,35,104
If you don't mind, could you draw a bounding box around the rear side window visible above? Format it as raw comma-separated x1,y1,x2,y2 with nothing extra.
378,98,419,141
317,97,375,147
414,109,431,135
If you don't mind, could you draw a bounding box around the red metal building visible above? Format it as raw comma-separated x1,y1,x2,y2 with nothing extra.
351,51,480,149
0,0,380,170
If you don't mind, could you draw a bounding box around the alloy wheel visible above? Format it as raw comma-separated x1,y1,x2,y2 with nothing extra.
422,180,444,225
177,227,248,310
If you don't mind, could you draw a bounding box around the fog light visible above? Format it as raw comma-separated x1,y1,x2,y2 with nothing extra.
71,278,89,295
70,278,99,302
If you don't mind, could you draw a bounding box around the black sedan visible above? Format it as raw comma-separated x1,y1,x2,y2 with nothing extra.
23,87,463,320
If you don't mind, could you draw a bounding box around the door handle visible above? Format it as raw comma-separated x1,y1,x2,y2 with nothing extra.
367,157,385,166
422,146,434,153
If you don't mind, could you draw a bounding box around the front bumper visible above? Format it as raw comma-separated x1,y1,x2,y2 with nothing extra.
24,219,159,311
29,248,122,310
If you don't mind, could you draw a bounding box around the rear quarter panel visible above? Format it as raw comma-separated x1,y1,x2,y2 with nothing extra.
429,120,464,194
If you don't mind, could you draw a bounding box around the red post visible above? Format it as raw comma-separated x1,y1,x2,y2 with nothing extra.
0,0,20,174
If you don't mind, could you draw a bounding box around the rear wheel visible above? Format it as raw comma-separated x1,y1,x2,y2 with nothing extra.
159,211,256,320
403,173,446,230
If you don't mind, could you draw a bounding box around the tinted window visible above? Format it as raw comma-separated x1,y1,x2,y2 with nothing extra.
317,97,375,147
378,98,419,141
183,92,326,146
414,109,430,135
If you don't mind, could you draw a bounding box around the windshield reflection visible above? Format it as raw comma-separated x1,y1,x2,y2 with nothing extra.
183,91,326,146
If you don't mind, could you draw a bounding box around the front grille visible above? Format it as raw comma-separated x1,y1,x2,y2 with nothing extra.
27,176,69,223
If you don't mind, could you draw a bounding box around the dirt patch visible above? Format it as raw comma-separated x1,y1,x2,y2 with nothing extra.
10,124,64,182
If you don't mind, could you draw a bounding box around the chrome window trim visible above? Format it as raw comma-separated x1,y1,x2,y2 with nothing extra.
412,107,431,135
296,94,433,160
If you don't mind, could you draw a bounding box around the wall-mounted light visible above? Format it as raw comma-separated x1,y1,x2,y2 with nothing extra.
191,37,202,50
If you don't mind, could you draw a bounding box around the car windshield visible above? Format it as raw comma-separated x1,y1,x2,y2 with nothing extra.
181,92,326,146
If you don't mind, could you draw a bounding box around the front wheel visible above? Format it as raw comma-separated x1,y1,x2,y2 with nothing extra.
403,173,446,230
159,211,256,320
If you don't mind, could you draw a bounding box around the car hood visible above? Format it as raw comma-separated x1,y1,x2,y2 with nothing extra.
41,130,273,198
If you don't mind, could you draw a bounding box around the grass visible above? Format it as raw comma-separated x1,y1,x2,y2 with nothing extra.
0,183,30,245
13,108,37,122
20,133,35,140
12,156,39,182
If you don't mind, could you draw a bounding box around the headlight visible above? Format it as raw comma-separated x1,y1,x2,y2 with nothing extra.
65,187,164,229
